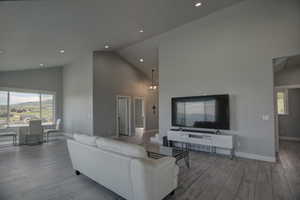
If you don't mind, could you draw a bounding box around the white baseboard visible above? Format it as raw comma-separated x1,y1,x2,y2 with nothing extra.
235,151,276,162
280,136,300,142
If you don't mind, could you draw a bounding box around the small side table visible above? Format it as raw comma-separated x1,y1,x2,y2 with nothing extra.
0,132,17,145
146,144,190,168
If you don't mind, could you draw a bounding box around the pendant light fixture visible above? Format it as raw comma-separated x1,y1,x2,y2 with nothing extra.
149,68,158,90
148,68,158,114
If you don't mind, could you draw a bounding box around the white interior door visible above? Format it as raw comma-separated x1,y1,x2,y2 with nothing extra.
134,97,145,130
116,96,131,136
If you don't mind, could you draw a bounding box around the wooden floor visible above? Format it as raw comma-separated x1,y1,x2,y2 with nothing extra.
0,139,299,200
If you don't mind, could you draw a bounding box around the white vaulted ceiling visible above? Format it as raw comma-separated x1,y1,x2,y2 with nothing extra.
0,0,243,76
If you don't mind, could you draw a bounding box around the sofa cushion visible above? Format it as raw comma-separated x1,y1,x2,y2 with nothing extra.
96,137,147,159
73,133,97,146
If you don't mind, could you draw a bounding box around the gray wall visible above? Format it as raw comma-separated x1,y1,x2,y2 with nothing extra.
278,89,300,138
158,0,300,158
0,67,63,121
63,53,94,135
93,51,158,137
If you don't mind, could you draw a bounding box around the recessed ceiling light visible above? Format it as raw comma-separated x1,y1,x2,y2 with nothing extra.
195,2,202,7
59,49,65,54
139,29,144,33
139,58,144,63
104,45,110,49
39,64,44,67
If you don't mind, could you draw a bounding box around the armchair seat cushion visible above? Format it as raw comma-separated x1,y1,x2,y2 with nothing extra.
44,129,60,134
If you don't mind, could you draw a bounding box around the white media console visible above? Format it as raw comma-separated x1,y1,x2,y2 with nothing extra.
167,129,234,158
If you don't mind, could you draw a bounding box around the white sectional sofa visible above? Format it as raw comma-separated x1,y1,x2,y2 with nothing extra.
67,134,179,200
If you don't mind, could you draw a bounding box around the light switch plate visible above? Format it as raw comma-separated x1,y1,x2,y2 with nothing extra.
262,115,270,121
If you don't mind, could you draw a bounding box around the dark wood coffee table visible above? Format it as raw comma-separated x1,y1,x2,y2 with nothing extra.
146,144,190,168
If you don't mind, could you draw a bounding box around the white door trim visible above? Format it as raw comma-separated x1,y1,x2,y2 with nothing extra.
116,95,131,137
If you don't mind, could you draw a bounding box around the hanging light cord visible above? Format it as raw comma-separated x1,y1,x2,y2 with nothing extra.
152,69,154,87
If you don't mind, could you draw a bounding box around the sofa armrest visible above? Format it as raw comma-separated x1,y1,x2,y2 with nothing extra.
130,157,179,200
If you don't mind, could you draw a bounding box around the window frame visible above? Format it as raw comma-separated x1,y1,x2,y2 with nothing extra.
0,87,56,127
276,89,289,115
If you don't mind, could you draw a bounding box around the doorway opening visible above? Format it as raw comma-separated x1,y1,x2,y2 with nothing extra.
133,97,145,136
116,96,131,136
273,54,300,155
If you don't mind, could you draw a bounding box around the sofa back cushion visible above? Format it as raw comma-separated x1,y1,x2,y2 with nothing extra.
96,137,147,159
73,133,97,146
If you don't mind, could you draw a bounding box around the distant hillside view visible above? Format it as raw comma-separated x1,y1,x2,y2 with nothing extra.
0,99,54,125
176,113,216,127
175,100,216,127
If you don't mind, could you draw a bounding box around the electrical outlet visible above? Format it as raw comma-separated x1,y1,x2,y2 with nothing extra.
262,115,270,121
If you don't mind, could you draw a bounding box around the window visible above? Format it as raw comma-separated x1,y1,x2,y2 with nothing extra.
10,92,41,125
277,90,288,115
0,89,56,127
41,94,55,124
0,91,8,128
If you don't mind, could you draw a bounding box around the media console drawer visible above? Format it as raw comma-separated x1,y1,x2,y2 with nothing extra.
167,130,234,158
188,134,212,146
167,132,189,143
212,135,233,149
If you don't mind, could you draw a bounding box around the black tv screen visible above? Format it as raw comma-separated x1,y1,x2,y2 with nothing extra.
171,95,230,130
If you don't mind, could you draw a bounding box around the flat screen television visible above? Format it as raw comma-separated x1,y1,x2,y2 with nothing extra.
171,95,230,130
